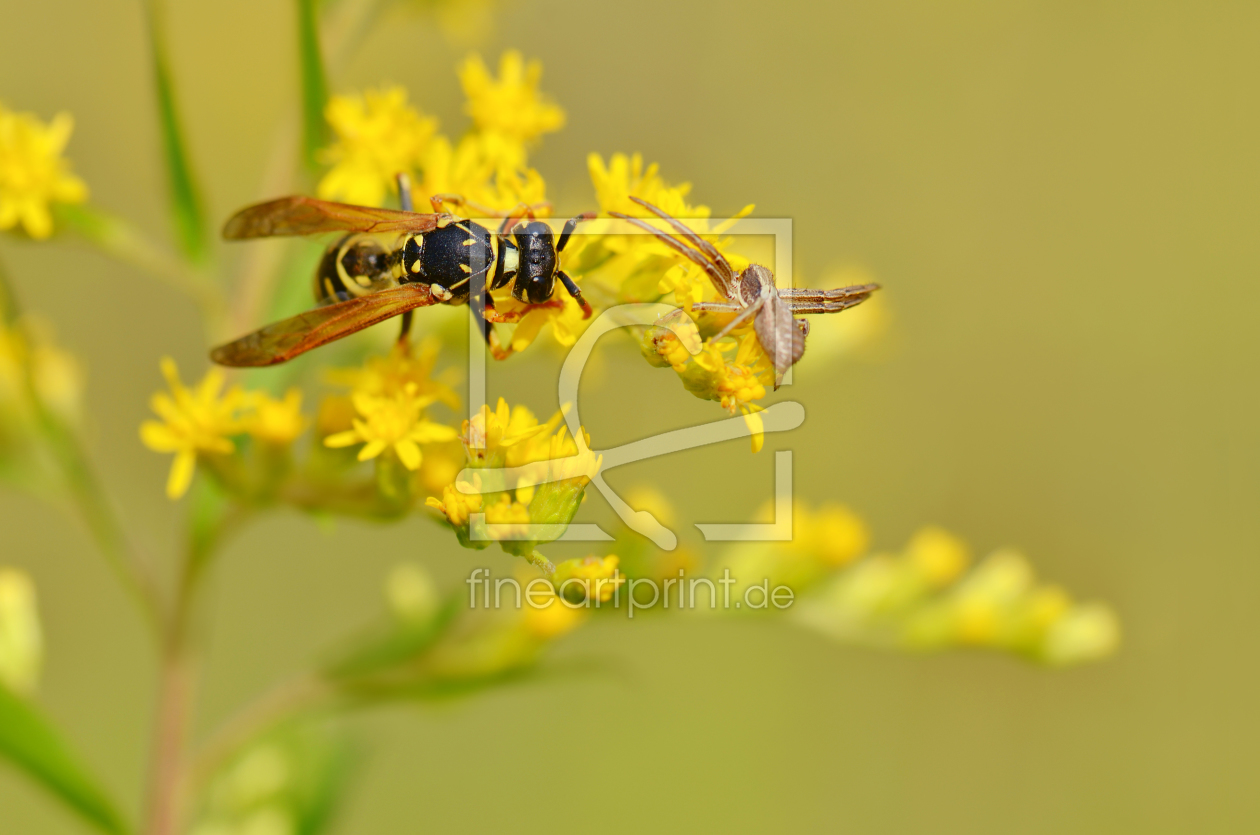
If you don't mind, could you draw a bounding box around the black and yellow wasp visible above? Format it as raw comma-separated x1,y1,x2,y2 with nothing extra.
210,183,593,367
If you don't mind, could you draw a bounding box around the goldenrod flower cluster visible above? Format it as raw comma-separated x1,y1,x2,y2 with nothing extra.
0,103,87,239
189,729,347,835
0,313,84,484
784,522,1121,664
0,19,1127,835
425,397,601,570
317,51,555,216
318,87,438,208
122,54,1119,674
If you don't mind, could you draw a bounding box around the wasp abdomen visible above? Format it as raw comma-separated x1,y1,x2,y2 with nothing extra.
314,235,393,304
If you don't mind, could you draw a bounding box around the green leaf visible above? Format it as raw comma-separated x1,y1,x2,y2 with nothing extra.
143,0,210,264
0,683,129,834
296,0,330,170
323,594,462,682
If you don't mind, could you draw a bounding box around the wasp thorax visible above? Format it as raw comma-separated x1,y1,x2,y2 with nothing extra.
512,221,558,304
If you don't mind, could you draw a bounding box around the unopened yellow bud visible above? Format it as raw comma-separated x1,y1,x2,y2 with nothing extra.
553,555,624,603
0,569,42,694
386,564,440,623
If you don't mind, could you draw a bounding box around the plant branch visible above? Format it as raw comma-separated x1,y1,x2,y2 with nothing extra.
0,256,164,636
142,491,249,835
190,675,330,793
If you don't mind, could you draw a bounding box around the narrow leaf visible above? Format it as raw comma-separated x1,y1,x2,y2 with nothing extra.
0,684,129,834
296,0,330,170
143,0,210,263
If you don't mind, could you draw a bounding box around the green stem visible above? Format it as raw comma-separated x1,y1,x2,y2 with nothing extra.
142,490,249,835
190,675,329,794
0,257,163,635
54,204,226,332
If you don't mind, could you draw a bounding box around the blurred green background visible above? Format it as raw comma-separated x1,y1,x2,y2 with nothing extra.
2,0,1258,832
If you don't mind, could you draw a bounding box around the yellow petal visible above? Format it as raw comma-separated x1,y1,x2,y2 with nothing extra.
395,439,423,470
510,310,547,352
166,450,196,500
742,405,765,454
358,440,387,461
140,421,183,452
323,430,362,448
412,422,458,443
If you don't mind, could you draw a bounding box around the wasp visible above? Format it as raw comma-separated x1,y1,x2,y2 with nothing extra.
610,197,879,387
210,178,594,367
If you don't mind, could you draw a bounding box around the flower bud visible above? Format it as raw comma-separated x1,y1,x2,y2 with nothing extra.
0,568,42,694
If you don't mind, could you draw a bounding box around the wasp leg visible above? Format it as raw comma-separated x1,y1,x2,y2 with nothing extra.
396,173,415,212
471,299,513,360
396,176,416,345
556,213,597,253
470,271,513,359
556,270,593,319
397,309,415,344
483,298,564,324
496,201,555,235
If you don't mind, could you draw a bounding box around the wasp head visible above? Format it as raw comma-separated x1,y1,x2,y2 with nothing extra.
511,220,558,304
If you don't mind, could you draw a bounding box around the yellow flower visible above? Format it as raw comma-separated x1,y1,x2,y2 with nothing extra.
521,588,585,639
588,152,702,220
553,555,624,603
425,478,484,527
416,132,547,215
0,568,41,695
385,563,440,624
904,527,969,586
245,389,307,445
459,51,565,144
317,87,437,207
0,104,88,239
483,494,532,539
140,358,248,500
326,338,459,410
1043,603,1121,665
659,332,770,452
460,397,555,470
794,503,871,567
435,399,600,562
0,316,84,427
504,291,589,353
324,384,458,470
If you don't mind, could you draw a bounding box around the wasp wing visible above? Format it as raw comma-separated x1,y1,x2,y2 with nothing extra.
223,196,450,239
210,284,437,367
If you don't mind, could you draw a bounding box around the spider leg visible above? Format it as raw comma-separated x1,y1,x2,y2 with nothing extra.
710,296,766,342
690,300,742,312
628,196,737,289
610,212,733,299
783,298,872,314
777,283,879,301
